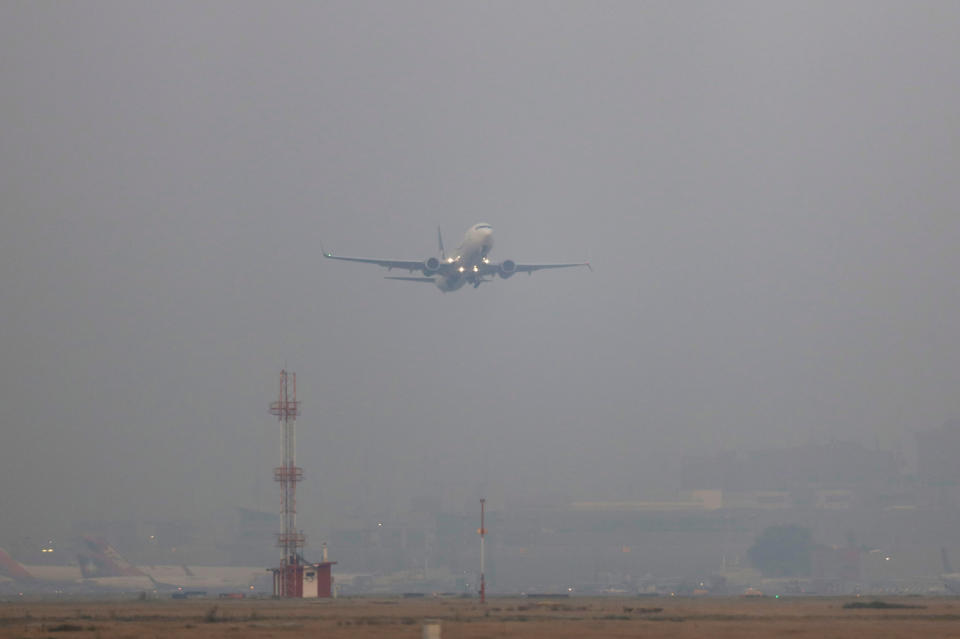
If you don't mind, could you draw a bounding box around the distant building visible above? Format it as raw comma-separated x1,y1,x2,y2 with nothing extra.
681,441,900,498
811,546,860,581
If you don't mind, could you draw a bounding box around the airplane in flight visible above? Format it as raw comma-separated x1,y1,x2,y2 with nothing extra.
323,223,590,292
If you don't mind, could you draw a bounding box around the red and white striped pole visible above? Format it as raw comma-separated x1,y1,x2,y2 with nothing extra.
479,498,486,604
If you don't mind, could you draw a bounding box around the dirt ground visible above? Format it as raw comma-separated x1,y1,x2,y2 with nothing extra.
2,595,959,638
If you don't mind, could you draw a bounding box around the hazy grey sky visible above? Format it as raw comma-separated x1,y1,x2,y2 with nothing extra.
2,2,959,539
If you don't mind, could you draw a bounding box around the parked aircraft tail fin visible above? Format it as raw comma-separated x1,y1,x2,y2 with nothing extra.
0,548,34,580
79,537,146,577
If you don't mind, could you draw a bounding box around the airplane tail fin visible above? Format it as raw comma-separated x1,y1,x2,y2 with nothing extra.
79,536,145,577
0,548,34,581
438,226,446,260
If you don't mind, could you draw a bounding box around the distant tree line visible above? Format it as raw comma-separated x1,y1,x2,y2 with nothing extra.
748,524,815,577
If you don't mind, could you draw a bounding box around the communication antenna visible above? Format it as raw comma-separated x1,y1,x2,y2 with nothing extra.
270,369,304,596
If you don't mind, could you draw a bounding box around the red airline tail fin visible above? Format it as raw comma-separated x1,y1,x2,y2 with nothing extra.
80,537,145,577
0,548,34,580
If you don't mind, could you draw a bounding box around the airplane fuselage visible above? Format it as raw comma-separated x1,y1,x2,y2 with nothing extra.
436,223,494,291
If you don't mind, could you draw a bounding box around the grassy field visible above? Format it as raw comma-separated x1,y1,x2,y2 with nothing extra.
1,595,958,638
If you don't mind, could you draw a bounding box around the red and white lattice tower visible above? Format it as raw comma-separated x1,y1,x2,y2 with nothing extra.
270,370,305,597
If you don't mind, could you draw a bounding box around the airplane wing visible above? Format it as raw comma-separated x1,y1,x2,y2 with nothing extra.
322,251,430,273
476,261,592,277
513,261,592,273
384,276,436,283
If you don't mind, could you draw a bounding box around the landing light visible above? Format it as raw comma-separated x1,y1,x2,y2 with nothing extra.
458,266,465,273
473,265,479,272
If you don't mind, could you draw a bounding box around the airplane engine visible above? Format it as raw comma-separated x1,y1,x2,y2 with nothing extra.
423,256,441,274
499,259,517,278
